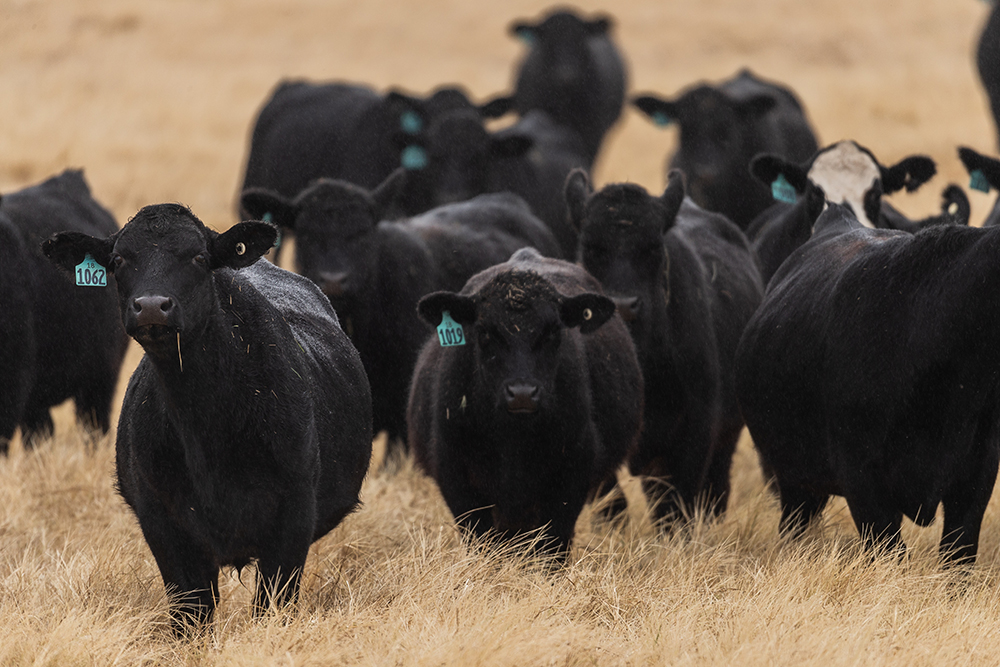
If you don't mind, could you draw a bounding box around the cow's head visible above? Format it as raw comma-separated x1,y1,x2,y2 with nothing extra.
566,168,684,352
43,204,275,359
751,140,936,228
417,261,614,418
241,169,406,309
510,10,612,87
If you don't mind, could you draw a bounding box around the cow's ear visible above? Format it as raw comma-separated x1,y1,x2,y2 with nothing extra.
632,95,677,127
586,16,612,35
749,153,810,192
240,188,299,231
385,90,426,136
958,146,1000,192
564,168,592,232
371,168,408,220
490,134,534,159
560,293,616,334
660,170,686,234
881,155,936,194
479,95,514,119
510,21,537,45
209,221,277,270
417,291,477,327
42,230,117,274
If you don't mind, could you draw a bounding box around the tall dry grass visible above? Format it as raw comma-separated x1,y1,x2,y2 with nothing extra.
4,0,1000,664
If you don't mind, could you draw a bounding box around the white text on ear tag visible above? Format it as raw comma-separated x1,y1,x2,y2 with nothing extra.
75,253,107,287
436,311,466,347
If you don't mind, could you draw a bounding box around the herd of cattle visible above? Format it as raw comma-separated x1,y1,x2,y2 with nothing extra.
3,6,1000,630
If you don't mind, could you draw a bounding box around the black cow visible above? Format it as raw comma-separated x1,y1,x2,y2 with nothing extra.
735,203,1000,564
978,3,1000,150
958,145,1000,226
3,170,128,448
632,69,819,230
43,205,372,628
241,170,560,458
408,247,643,557
240,81,506,221
503,8,628,165
566,169,765,524
0,215,34,452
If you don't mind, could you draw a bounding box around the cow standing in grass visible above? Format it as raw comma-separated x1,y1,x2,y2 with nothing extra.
43,204,372,629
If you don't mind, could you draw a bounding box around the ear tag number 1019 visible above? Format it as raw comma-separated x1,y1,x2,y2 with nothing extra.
75,253,107,287
436,311,466,347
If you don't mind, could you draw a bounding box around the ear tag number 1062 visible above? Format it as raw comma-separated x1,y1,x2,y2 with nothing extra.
436,311,466,347
75,253,107,287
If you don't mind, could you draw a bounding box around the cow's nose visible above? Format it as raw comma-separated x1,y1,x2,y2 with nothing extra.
612,296,641,322
505,383,541,414
320,271,351,299
132,296,174,327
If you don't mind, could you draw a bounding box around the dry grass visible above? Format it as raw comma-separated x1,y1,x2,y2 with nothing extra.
5,0,1000,664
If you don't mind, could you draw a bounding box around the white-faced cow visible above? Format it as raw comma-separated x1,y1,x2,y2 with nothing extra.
632,69,819,230
408,248,643,558
736,203,1000,564
43,204,373,630
566,169,764,525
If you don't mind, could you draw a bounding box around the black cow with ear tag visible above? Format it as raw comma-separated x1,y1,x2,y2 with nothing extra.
407,248,643,559
43,203,372,631
566,169,764,527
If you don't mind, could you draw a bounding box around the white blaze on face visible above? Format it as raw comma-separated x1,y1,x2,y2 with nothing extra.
807,141,880,228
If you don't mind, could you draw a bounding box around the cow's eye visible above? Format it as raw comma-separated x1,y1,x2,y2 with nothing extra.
111,254,124,270
192,253,208,267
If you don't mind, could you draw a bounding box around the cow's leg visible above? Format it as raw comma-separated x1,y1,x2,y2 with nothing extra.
940,440,999,565
777,484,829,538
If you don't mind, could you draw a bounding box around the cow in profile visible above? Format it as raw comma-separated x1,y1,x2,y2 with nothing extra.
43,204,372,630
566,169,764,525
632,69,818,230
408,248,643,558
736,204,1000,564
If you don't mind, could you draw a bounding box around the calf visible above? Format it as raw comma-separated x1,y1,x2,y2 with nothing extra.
632,69,818,230
735,204,1000,564
504,8,627,164
958,145,1000,226
0,214,35,452
408,247,643,557
241,170,560,458
566,169,764,524
43,205,372,628
4,170,128,447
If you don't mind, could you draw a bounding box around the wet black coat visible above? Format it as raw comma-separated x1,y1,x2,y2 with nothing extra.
632,69,818,230
735,204,1000,563
507,8,627,164
3,170,127,447
43,205,372,628
241,172,560,455
408,248,643,556
566,170,764,523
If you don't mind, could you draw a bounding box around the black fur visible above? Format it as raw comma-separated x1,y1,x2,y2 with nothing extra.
567,169,765,524
506,8,627,164
632,69,819,230
241,171,560,457
977,4,1000,150
958,146,1000,226
43,205,372,629
408,248,643,557
5,170,128,448
736,204,1000,564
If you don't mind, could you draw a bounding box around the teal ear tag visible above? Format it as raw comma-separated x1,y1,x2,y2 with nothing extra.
516,29,536,46
771,173,798,204
436,311,466,347
401,145,428,171
400,110,423,135
970,169,991,193
651,111,671,127
75,253,107,287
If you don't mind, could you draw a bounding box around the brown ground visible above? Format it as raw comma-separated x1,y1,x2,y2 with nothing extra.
4,1,1000,664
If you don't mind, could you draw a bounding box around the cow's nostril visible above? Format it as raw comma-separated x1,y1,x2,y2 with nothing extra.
506,383,541,414
133,296,174,326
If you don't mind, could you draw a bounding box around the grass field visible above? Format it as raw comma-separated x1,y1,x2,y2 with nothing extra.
4,0,1000,664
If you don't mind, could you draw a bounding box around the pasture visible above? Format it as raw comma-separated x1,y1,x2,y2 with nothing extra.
3,0,1000,664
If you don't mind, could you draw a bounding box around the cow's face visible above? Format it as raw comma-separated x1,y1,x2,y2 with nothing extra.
511,11,610,88
241,171,405,311
43,204,275,358
418,271,614,418
567,170,685,346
